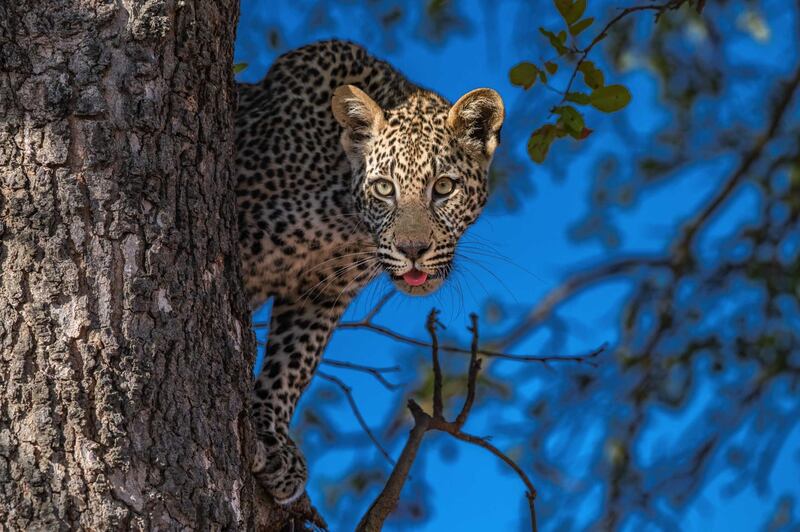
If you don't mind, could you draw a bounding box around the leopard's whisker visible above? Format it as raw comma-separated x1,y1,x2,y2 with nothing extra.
457,241,548,285
331,261,380,310
301,250,378,275
455,252,519,304
299,255,379,305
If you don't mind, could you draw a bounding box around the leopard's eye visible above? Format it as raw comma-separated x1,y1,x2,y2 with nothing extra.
433,177,455,197
373,179,395,198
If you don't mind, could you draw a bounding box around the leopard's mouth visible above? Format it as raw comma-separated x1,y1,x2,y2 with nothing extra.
390,270,441,282
389,267,445,295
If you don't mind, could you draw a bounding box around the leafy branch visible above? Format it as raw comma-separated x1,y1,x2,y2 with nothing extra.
511,0,704,162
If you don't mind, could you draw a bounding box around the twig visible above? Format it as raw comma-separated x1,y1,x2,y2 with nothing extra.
426,310,444,419
455,314,481,428
321,358,401,390
356,311,540,532
561,0,691,102
257,491,328,532
317,371,396,467
494,256,670,351
338,317,607,365
447,430,538,531
257,283,607,364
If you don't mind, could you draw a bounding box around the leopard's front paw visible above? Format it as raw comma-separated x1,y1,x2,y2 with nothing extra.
252,432,308,505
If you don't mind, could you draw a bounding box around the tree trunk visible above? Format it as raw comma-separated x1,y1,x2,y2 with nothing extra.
0,1,278,529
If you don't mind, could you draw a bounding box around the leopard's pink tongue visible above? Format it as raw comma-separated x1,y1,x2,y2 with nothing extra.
402,269,428,287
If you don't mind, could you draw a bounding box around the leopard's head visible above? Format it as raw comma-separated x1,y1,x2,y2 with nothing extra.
332,85,504,295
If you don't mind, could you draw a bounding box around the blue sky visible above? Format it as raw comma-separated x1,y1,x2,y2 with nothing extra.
234,1,800,530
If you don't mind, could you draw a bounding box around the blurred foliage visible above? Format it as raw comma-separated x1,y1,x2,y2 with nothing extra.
237,0,800,530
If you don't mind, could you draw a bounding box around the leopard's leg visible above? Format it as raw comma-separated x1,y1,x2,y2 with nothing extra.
251,295,347,504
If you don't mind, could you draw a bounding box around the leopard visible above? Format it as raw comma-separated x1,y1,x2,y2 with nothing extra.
234,39,504,505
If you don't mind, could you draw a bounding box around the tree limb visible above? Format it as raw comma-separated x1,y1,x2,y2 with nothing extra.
354,401,431,532
356,310,541,532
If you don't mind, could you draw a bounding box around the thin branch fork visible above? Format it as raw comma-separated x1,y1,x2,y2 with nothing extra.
561,0,694,102
356,311,539,532
321,358,401,390
317,371,396,467
339,309,607,366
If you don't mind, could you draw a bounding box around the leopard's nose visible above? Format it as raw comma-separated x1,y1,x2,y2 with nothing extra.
395,240,431,261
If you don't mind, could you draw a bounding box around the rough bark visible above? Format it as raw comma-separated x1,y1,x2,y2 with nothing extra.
0,1,276,529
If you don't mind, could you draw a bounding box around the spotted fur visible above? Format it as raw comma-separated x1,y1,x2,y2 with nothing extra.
235,39,504,504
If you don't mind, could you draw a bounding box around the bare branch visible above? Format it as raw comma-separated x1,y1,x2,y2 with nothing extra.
338,317,607,365
455,313,482,429
446,430,538,532
426,309,444,420
357,311,542,531
338,282,607,364
317,371,396,467
259,492,328,532
321,358,401,390
355,400,431,532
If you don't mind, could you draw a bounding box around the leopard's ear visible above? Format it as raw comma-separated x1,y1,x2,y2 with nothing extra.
447,88,505,160
331,85,385,155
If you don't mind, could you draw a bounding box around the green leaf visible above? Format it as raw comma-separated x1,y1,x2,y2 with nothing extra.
509,62,539,89
538,69,548,83
553,0,572,19
553,105,585,134
564,125,593,140
578,61,604,89
233,63,249,74
565,91,591,105
565,0,586,24
539,28,568,55
590,84,632,112
545,61,558,75
527,125,557,163
569,17,594,36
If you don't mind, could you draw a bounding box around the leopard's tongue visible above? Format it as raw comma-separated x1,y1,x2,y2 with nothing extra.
402,269,428,287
